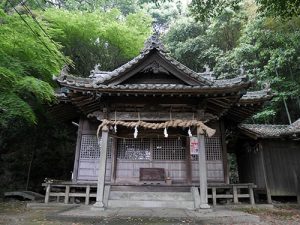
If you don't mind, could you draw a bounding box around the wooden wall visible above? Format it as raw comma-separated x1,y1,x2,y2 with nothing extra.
263,140,300,196
73,118,227,184
237,141,265,189
237,139,300,196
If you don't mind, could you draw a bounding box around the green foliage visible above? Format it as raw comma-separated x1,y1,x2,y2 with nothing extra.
0,9,66,127
228,153,239,183
214,16,300,122
42,8,152,76
141,0,187,26
0,92,36,126
0,2,152,194
164,2,300,123
164,6,246,72
190,0,300,21
0,6,151,126
190,0,241,22
256,0,300,18
62,0,138,14
252,107,276,123
16,76,55,103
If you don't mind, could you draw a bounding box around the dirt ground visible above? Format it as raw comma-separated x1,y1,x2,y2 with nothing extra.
0,201,300,225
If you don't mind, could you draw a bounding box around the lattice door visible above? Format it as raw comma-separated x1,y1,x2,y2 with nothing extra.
77,135,112,181
115,138,187,183
191,136,224,182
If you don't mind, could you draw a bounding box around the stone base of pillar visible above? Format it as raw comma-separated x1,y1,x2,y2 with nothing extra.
196,207,213,213
200,203,211,209
93,201,105,210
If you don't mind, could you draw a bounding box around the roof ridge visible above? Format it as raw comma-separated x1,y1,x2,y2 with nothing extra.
142,34,167,53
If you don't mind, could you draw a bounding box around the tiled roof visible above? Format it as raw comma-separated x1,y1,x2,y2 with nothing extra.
58,35,256,90
239,119,300,138
89,35,212,86
57,74,251,90
239,89,273,102
288,119,300,133
56,35,272,102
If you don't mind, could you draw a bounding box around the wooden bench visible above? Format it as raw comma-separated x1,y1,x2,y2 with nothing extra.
207,183,256,206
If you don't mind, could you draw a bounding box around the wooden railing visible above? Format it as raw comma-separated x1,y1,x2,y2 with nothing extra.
207,183,256,206
43,182,97,205
42,182,256,206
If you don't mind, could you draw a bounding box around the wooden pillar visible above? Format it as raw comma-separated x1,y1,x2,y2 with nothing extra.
85,185,90,205
233,186,238,204
185,137,192,184
220,121,229,184
198,133,210,209
212,187,217,207
260,143,272,204
45,183,51,204
73,118,84,183
294,170,300,204
64,185,70,204
94,126,109,208
110,137,117,183
249,185,255,205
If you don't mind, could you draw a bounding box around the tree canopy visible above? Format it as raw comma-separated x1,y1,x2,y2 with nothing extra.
164,1,300,123
0,5,152,128
42,8,152,76
0,9,66,127
190,0,300,21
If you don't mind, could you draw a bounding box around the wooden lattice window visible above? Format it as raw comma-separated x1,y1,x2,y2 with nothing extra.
191,136,222,161
80,135,112,159
117,138,151,160
205,136,222,161
152,138,186,160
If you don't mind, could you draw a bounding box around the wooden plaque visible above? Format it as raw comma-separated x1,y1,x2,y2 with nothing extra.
139,168,165,181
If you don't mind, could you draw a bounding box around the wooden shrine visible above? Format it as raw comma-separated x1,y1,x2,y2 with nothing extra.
48,35,273,208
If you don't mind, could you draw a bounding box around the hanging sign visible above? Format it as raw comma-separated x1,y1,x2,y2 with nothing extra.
190,136,199,155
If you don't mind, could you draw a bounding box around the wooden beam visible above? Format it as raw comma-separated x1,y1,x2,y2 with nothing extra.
105,96,200,105
73,98,96,107
208,99,231,108
88,111,217,121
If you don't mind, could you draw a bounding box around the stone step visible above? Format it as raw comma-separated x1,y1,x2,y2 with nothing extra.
109,191,193,201
108,199,195,209
110,185,191,192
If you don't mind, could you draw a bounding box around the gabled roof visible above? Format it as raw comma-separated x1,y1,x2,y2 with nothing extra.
239,119,300,139
89,35,212,86
57,35,253,92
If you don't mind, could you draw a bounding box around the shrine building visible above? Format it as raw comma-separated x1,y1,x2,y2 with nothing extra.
44,35,274,209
